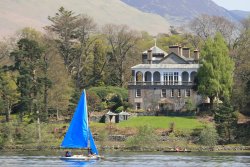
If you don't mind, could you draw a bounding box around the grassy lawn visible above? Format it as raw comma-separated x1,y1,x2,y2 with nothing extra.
117,116,205,130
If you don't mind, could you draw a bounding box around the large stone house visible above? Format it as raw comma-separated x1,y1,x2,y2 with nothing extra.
128,45,202,112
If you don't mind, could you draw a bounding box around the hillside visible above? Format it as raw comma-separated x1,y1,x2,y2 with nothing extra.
0,0,170,38
121,0,249,26
229,10,250,21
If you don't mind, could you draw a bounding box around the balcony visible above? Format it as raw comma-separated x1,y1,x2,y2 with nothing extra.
128,81,195,86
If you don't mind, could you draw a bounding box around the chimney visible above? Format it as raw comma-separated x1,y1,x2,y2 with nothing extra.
194,49,200,62
182,47,190,58
169,45,179,56
147,49,152,64
178,45,183,56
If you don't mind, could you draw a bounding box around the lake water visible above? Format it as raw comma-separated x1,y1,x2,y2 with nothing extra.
0,151,250,167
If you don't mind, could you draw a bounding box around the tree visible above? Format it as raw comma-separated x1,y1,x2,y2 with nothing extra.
231,17,250,113
16,27,43,43
241,16,250,31
9,38,45,141
47,51,73,120
42,33,73,120
86,91,101,113
10,38,44,122
47,8,98,90
89,38,108,87
103,24,141,87
0,41,10,61
0,39,15,67
197,33,234,109
214,104,238,144
190,14,238,47
70,14,98,89
0,71,19,122
47,7,78,72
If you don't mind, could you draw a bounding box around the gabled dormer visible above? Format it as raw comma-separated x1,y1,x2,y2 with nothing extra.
159,52,188,64
142,45,168,64
164,45,199,64
141,45,199,65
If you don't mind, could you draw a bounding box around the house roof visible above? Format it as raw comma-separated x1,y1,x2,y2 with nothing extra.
159,52,188,64
142,46,167,55
131,64,200,69
160,52,196,63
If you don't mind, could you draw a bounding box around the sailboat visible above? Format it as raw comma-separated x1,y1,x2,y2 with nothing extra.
60,90,102,160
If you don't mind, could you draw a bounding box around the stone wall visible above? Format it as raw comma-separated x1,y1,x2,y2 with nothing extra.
128,86,201,112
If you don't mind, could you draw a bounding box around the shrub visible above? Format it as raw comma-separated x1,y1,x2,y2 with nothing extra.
88,86,129,112
168,132,178,148
185,98,196,111
98,130,108,149
88,86,128,101
125,125,159,148
0,122,16,145
199,125,218,147
86,91,102,112
115,106,124,113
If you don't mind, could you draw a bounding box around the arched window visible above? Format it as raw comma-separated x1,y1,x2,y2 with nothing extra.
190,71,197,83
136,71,143,84
145,71,152,85
182,71,189,85
153,71,160,84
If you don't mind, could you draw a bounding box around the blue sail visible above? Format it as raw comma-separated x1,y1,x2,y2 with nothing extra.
61,90,89,148
89,128,99,155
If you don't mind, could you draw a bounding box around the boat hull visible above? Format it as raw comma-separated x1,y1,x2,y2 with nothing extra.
60,155,101,161
163,150,191,153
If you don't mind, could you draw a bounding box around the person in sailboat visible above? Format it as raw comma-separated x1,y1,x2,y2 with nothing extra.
65,151,72,157
88,148,96,157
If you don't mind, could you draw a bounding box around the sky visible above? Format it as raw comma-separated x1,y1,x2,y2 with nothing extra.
213,0,250,11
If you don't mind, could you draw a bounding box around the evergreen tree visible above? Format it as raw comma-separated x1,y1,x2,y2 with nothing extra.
197,33,234,109
214,104,238,144
48,7,98,90
47,7,78,70
10,38,44,122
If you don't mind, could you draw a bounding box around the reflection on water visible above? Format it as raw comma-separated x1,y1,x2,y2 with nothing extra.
0,151,250,167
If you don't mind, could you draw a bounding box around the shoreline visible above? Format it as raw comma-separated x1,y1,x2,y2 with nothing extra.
1,145,250,153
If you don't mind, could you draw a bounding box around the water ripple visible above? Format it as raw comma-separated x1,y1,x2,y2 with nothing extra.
0,152,250,167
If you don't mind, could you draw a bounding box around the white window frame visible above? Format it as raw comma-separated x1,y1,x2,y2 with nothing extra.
136,89,141,97
161,89,166,98
163,72,168,85
170,89,174,97
178,89,181,97
174,72,178,85
169,72,174,85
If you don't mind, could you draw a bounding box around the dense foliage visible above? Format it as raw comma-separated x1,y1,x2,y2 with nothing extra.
88,86,129,112
125,125,159,148
214,104,238,144
199,125,218,147
0,7,250,145
197,33,234,109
